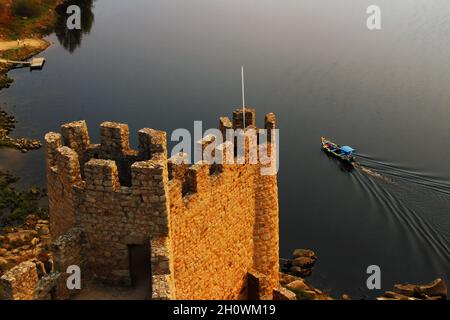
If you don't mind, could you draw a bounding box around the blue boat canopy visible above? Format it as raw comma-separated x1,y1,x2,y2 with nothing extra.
340,146,355,154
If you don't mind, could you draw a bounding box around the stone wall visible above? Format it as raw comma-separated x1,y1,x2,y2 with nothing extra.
150,236,174,299
168,109,279,299
0,261,38,300
52,227,84,274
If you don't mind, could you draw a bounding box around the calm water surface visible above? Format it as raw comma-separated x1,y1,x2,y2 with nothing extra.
1,0,449,298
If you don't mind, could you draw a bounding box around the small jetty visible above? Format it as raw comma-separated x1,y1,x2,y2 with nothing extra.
0,57,46,70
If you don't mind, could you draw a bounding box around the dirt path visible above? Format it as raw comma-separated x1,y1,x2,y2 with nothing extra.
0,38,48,52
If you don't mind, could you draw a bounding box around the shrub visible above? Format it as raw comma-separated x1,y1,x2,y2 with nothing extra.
12,0,42,18
0,171,48,227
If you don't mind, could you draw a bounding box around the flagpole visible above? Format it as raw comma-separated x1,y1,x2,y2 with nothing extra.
241,66,245,128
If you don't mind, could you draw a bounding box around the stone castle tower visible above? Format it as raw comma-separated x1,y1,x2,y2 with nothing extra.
43,109,279,299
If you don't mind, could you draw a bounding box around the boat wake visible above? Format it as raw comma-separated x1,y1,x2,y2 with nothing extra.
352,155,450,265
353,162,393,183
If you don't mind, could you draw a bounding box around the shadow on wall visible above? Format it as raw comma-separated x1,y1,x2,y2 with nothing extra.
54,0,96,53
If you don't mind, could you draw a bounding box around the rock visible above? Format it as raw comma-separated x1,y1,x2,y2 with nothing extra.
286,279,310,291
303,290,318,300
289,266,312,278
292,257,315,268
393,278,447,299
293,249,317,260
279,272,300,285
381,278,448,300
279,258,292,271
6,230,38,247
383,291,414,300
37,225,50,236
24,214,38,227
0,257,10,271
417,278,447,299
273,287,297,300
0,248,7,256
31,238,40,246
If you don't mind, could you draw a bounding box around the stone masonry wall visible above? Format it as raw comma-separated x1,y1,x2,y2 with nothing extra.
168,109,279,299
0,261,38,300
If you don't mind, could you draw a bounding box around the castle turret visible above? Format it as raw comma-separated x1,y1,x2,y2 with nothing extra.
44,109,279,300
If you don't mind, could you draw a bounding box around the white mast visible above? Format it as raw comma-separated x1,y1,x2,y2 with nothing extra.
241,66,246,128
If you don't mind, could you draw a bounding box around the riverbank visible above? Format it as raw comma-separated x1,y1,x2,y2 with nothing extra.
0,38,50,90
0,0,62,150
0,0,63,90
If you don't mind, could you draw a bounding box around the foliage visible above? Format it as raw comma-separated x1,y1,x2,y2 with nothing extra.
0,171,48,227
12,0,43,19
0,75,14,90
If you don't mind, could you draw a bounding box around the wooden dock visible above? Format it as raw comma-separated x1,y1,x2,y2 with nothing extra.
0,57,46,69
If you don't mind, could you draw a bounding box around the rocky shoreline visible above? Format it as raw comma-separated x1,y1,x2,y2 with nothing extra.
278,249,333,300
279,248,448,300
0,109,42,152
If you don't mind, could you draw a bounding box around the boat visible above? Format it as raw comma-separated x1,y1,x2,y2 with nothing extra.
321,137,355,163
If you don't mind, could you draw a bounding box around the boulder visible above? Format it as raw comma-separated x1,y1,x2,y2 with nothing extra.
289,266,312,278
286,279,310,291
383,291,415,300
394,278,447,299
279,272,300,285
417,278,447,298
279,258,292,270
292,257,315,268
381,278,448,300
293,249,317,260
273,287,297,300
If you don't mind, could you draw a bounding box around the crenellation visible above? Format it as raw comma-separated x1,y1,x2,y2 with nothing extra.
84,159,120,192
61,120,90,156
196,134,216,155
131,159,166,190
185,161,210,196
138,128,167,157
215,141,234,166
55,146,82,185
168,153,189,178
233,108,256,129
264,113,276,143
100,121,131,156
219,116,232,139
45,132,62,168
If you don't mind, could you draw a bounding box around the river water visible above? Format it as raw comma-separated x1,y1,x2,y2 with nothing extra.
1,0,449,298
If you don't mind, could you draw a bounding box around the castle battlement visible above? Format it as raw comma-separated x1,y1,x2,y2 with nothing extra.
44,109,279,300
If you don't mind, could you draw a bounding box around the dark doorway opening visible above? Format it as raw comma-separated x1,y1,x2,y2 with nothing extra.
128,243,152,299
